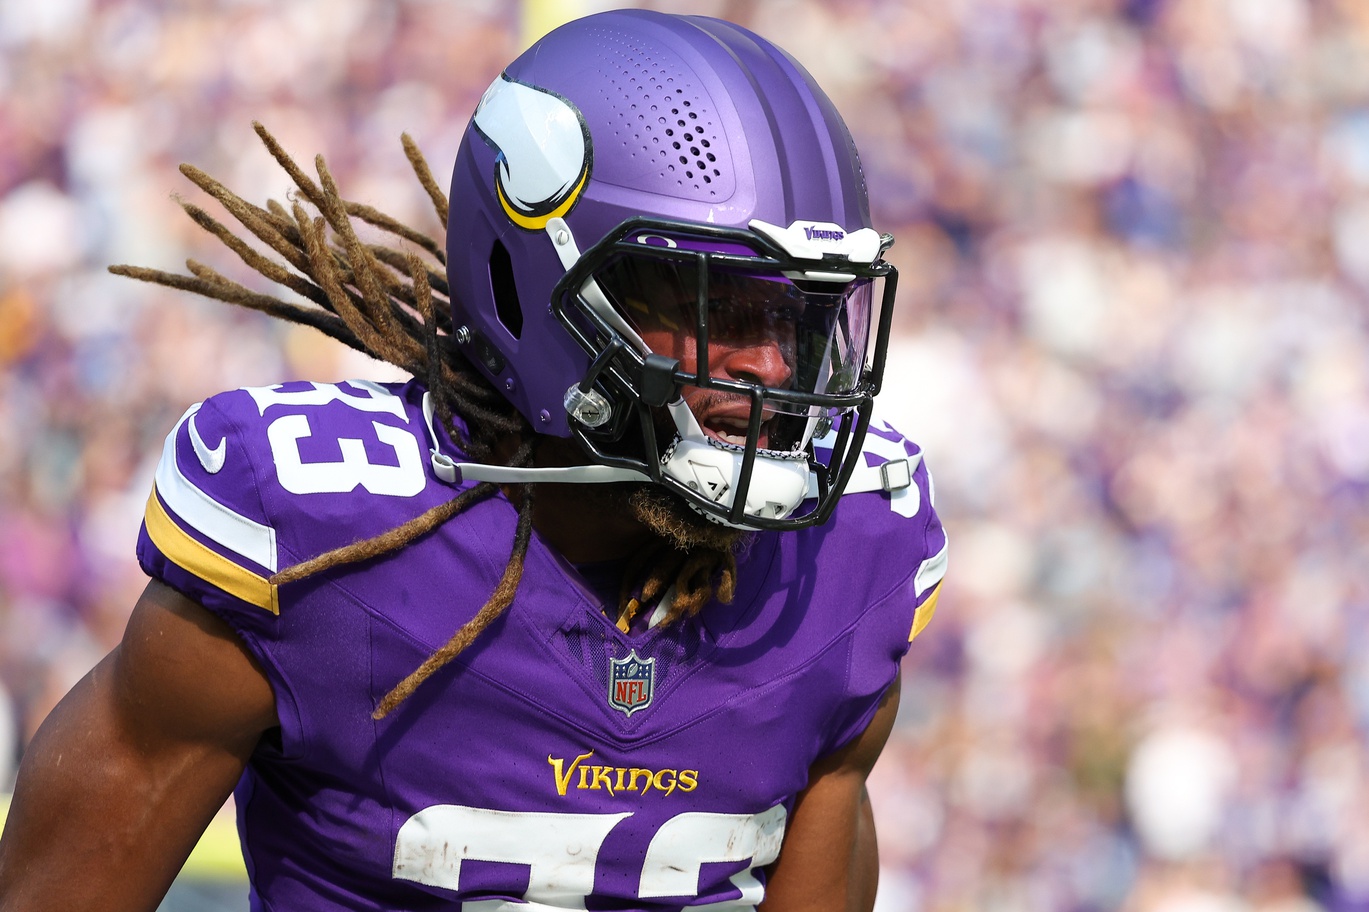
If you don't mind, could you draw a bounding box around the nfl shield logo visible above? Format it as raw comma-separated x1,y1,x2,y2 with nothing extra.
608,650,655,716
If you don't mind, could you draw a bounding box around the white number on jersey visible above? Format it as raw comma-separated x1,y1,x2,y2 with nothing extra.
249,381,427,497
393,804,788,911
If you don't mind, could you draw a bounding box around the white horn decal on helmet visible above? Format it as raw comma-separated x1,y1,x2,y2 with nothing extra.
472,74,592,231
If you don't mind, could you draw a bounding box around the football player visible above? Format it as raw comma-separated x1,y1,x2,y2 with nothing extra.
0,10,946,912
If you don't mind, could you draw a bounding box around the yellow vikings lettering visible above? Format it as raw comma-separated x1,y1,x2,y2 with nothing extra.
547,751,699,798
548,750,595,797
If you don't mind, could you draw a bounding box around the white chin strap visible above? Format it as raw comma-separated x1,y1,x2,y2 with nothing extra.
422,392,915,522
421,392,808,525
423,393,649,485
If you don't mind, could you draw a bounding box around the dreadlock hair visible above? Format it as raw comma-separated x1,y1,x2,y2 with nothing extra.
113,123,737,719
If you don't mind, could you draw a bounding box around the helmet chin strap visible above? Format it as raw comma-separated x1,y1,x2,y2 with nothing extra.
432,458,651,486
422,390,912,518
427,216,658,487
421,390,808,526
422,392,649,485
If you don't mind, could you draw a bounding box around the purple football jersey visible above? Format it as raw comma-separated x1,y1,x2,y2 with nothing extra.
136,378,947,911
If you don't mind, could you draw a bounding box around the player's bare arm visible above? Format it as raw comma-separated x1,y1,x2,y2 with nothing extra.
760,672,903,912
0,580,277,912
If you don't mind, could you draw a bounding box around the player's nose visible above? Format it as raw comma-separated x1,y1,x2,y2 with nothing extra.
715,337,792,389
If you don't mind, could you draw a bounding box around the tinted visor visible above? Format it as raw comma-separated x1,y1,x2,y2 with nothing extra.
594,252,875,416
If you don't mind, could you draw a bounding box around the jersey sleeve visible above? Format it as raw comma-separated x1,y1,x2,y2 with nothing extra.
134,388,311,751
134,379,446,754
817,424,948,757
136,378,441,629
137,393,284,629
907,456,948,644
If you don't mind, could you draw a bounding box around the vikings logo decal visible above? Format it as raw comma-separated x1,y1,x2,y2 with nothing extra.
473,74,592,231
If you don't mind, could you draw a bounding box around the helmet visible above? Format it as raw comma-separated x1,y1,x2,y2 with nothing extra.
446,10,897,530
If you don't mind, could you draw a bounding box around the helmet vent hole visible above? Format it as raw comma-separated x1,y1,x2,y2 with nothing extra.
598,32,729,198
488,239,523,340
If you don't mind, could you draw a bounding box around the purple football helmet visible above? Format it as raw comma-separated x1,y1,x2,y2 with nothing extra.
446,10,897,529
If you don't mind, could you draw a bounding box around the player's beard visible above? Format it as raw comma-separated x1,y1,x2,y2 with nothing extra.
625,483,752,555
631,396,762,555
527,432,750,556
529,402,761,558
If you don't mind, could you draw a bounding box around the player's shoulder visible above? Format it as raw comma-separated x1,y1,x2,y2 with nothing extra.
801,418,948,604
755,419,947,742
832,419,939,529
141,378,457,605
816,419,942,556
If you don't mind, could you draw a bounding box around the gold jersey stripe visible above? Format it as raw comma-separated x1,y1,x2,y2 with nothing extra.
145,487,279,615
909,581,942,643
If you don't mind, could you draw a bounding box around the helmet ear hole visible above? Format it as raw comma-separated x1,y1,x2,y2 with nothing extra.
489,239,524,339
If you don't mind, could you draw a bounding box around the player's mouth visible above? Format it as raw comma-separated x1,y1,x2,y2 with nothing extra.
699,410,775,450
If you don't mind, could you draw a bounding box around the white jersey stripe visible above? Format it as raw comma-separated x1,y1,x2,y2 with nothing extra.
155,403,279,573
914,539,948,599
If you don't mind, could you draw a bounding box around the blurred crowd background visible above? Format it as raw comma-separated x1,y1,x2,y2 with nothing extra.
2,0,1367,910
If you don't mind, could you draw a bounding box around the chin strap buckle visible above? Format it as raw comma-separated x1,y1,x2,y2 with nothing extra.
809,453,921,499
431,451,461,484
422,392,461,483
879,458,913,492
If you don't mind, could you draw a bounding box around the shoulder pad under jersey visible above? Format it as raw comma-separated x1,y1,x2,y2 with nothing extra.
827,419,948,640
137,379,448,619
799,418,948,754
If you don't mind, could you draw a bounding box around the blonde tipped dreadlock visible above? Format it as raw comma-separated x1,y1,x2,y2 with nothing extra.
615,538,738,632
114,123,735,717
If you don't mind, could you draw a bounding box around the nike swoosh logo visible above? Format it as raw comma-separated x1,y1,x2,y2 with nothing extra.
188,410,227,474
